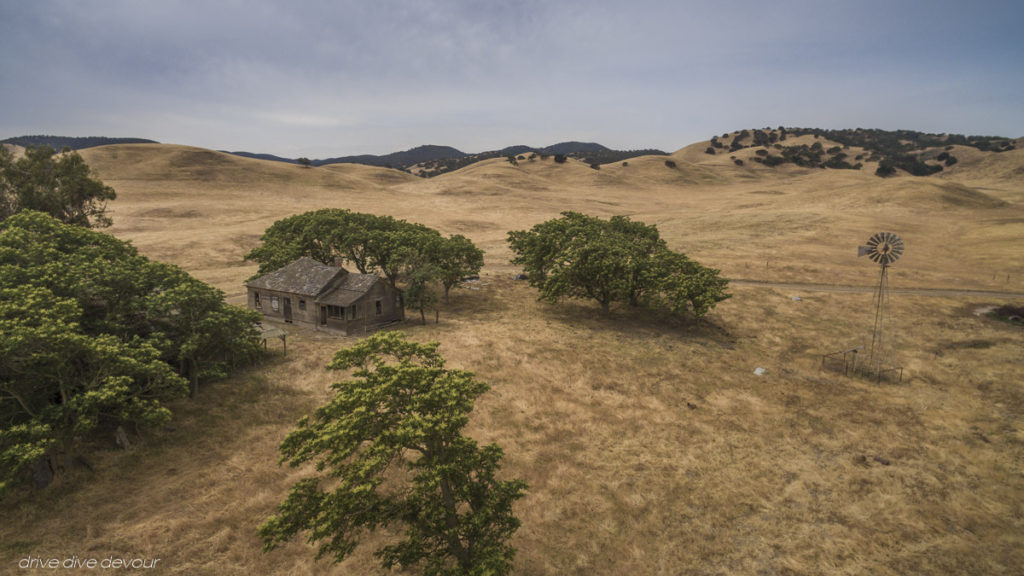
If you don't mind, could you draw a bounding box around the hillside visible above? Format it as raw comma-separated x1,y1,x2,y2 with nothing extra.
0,135,158,149
3,135,1023,575
222,141,667,177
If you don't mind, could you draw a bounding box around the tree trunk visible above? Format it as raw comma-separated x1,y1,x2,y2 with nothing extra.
439,474,472,570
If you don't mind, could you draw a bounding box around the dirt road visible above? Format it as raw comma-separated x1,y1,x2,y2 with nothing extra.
729,279,1024,300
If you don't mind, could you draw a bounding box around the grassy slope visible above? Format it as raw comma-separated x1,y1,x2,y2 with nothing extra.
2,142,1022,575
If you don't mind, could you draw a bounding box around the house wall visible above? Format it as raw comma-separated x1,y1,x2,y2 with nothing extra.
247,287,319,326
317,282,404,335
248,281,404,335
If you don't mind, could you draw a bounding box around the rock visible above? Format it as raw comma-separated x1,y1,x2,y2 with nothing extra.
753,367,766,376
115,425,132,450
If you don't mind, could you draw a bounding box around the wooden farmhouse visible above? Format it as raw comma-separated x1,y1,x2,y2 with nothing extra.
245,257,404,335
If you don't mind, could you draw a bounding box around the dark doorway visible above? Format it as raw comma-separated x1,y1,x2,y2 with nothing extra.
283,298,292,323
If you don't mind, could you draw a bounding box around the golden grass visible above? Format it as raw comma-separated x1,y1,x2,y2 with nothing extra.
2,143,1022,574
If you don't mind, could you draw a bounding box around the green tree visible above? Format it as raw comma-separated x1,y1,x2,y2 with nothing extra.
396,234,443,324
434,234,484,303
0,211,262,495
246,209,484,307
260,332,526,574
0,145,116,227
296,157,312,168
508,212,730,318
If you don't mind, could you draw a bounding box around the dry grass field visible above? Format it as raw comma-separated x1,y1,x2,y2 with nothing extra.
2,138,1023,575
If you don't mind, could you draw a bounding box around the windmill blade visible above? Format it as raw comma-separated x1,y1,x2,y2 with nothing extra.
858,245,870,257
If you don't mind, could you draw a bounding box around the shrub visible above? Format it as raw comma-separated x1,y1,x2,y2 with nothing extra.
705,147,716,155
733,158,744,166
553,154,566,163
665,160,677,168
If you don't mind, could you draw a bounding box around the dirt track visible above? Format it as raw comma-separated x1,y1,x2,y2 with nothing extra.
730,279,1024,300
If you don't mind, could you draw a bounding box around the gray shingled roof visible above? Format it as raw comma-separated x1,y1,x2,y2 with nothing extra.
318,273,384,306
244,257,345,297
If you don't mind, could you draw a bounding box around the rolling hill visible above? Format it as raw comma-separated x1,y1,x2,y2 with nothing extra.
3,130,1023,575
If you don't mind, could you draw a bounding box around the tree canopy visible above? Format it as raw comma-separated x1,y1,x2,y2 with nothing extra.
0,145,117,227
0,211,263,496
508,211,730,318
260,331,526,575
245,209,484,321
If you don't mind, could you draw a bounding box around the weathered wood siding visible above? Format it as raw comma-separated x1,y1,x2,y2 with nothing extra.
247,287,319,326
248,279,403,335
317,282,404,335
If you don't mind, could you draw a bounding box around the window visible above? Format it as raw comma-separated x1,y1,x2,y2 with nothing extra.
327,305,344,319
347,306,356,320
375,299,382,315
254,292,261,309
271,296,279,312
299,300,306,311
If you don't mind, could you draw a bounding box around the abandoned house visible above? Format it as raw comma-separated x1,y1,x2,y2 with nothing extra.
244,257,404,334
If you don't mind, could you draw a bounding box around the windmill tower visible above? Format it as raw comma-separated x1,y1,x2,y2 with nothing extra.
858,232,904,380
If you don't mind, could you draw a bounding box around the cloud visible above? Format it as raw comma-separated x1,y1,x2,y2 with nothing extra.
1,0,1022,157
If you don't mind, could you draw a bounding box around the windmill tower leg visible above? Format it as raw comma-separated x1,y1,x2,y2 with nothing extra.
868,263,889,379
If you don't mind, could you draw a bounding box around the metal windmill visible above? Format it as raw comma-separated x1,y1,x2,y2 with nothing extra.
858,232,904,378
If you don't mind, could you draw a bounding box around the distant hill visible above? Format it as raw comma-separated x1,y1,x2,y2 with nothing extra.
704,127,1017,177
541,141,610,155
317,144,466,169
223,141,667,177
222,151,298,164
409,143,667,177
1,135,158,150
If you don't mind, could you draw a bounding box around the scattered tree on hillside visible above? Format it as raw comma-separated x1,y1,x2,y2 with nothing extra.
0,145,116,227
296,157,312,168
260,332,526,574
0,211,262,496
507,212,730,318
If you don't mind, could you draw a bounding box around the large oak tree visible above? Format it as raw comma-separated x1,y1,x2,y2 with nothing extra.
260,332,525,574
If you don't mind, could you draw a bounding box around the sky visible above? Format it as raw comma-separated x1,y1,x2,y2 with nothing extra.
2,0,1022,158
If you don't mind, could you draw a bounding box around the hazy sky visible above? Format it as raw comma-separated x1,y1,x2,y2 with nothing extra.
2,0,1022,157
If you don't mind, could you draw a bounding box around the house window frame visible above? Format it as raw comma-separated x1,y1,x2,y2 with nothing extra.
375,299,383,315
271,295,279,312
254,291,261,309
